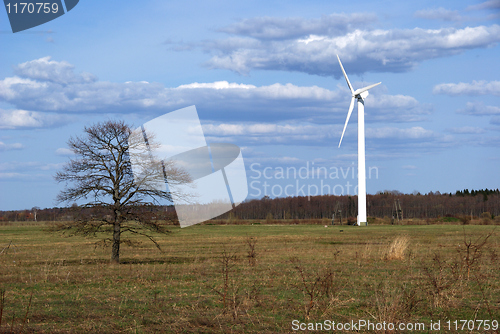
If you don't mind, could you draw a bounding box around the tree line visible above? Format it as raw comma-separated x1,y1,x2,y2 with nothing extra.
221,189,500,220
2,189,499,222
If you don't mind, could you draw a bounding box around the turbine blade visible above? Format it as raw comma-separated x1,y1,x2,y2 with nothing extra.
354,82,381,96
337,55,354,95
338,96,355,148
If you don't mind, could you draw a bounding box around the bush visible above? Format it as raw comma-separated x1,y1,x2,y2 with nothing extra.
458,215,470,225
440,216,460,223
480,212,491,219
480,212,492,225
481,218,492,225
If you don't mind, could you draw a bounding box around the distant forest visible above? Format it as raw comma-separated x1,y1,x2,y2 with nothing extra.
223,189,500,221
2,189,499,222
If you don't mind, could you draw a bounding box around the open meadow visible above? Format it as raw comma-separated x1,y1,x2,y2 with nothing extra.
0,221,499,333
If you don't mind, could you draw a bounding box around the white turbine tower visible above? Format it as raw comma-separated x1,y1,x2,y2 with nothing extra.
337,55,381,226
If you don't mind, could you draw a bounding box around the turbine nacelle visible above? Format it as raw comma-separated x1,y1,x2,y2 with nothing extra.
353,82,381,99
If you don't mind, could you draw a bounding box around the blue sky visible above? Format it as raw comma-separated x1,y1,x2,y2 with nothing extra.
1,0,499,210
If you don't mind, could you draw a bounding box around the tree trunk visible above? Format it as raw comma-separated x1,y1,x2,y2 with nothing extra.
112,221,120,263
111,208,121,263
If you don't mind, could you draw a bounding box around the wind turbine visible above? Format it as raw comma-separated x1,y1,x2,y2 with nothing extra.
337,55,380,226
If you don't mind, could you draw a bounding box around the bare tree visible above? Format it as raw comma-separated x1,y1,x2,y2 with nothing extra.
54,120,191,263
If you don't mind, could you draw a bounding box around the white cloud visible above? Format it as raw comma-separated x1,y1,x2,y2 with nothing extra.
55,148,75,156
0,65,340,114
202,22,500,76
0,161,64,172
205,122,336,145
0,141,23,151
203,123,325,136
39,163,65,170
447,126,486,134
205,123,437,141
203,120,455,154
467,0,500,11
217,13,378,40
366,126,436,139
457,102,500,115
0,172,49,180
0,172,27,179
0,161,38,171
0,76,47,100
414,8,462,21
368,94,432,122
204,121,443,147
0,109,70,129
364,127,457,152
0,59,428,123
177,81,256,89
246,156,302,165
14,56,96,84
433,80,500,96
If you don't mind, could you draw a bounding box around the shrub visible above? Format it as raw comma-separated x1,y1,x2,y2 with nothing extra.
480,212,492,225
458,215,470,225
481,218,492,225
480,212,491,219
441,216,460,223
420,253,462,309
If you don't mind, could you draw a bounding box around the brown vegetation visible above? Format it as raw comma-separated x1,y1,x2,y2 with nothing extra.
383,235,410,260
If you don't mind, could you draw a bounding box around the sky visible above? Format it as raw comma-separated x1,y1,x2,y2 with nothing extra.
0,0,499,210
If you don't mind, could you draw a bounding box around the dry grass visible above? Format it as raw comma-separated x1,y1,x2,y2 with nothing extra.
384,235,410,260
0,222,498,333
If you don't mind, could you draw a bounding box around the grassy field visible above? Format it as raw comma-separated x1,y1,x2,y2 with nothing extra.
0,221,499,333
